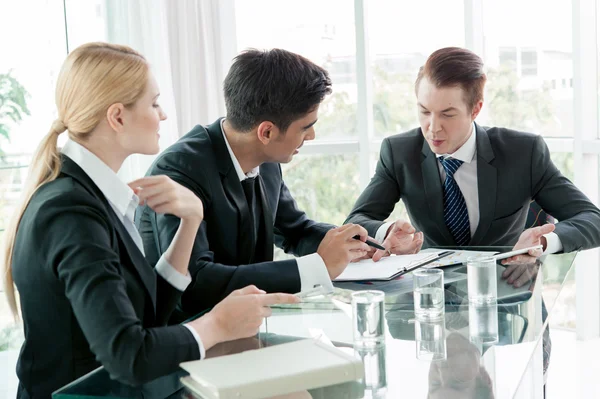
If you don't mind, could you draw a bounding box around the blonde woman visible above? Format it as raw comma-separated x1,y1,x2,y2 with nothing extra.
2,42,297,398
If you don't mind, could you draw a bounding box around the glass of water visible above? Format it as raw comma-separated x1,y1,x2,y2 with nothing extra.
469,301,499,344
414,316,447,361
352,290,385,347
467,256,498,303
413,268,444,319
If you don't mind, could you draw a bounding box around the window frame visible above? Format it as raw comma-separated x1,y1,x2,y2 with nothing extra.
225,0,600,340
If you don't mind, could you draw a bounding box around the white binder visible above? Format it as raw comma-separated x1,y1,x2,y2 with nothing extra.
179,339,364,399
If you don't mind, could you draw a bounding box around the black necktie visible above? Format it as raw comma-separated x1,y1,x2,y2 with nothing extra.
241,176,260,244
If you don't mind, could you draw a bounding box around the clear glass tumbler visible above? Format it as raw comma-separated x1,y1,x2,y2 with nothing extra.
352,290,385,347
467,256,498,304
413,268,444,319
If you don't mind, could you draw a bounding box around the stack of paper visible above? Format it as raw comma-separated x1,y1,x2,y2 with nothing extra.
179,339,364,399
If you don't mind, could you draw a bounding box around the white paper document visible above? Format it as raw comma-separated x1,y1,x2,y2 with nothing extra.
333,253,440,282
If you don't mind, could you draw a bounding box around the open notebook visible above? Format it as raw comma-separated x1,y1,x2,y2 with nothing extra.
333,251,454,282
179,339,364,399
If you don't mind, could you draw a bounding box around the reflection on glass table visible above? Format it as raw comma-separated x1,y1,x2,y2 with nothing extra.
261,248,575,398
52,249,576,399
414,316,446,361
427,333,496,399
469,301,500,345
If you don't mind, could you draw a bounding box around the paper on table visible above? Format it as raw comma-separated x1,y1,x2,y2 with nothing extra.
420,248,499,268
333,253,439,282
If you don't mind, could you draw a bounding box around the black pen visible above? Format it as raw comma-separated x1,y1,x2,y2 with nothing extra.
353,235,386,251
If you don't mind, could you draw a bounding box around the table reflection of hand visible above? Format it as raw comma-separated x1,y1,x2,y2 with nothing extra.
427,333,494,399
205,337,261,359
501,261,540,290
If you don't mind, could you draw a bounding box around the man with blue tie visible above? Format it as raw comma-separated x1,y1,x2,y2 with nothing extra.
347,46,600,390
346,47,600,270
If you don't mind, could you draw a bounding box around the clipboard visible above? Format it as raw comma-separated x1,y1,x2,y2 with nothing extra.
333,251,454,282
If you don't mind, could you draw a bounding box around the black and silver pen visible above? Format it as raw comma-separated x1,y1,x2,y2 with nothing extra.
352,235,386,251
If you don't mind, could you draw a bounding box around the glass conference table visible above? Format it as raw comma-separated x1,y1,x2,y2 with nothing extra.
52,247,577,399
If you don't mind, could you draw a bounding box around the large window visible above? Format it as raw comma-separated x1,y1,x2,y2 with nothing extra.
233,0,588,334
369,0,464,138
1,0,599,347
0,0,67,342
282,154,360,226
479,0,573,138
235,0,358,140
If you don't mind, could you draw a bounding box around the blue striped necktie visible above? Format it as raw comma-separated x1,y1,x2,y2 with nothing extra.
439,157,471,246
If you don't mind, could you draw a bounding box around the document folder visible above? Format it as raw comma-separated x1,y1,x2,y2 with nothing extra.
333,251,454,282
180,339,364,399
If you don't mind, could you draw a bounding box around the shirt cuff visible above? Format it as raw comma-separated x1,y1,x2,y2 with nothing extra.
375,222,394,244
184,324,206,359
543,232,563,254
296,253,334,294
155,255,192,292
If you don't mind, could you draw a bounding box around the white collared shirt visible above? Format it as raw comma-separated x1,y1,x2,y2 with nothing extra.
61,140,205,358
376,123,563,254
220,119,259,180
220,119,333,293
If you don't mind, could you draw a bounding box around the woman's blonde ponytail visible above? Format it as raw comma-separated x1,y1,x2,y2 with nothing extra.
2,42,149,318
2,124,65,317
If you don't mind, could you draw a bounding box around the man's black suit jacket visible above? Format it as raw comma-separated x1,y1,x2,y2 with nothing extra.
346,124,600,251
12,156,199,399
135,119,334,316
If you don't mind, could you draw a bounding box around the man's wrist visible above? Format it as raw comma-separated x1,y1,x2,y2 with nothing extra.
375,222,394,244
298,253,335,290
385,223,395,239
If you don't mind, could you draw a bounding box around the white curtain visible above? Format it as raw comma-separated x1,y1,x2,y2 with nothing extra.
165,0,232,134
103,0,233,181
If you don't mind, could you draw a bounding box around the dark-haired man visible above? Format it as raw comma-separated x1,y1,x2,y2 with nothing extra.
347,47,600,275
136,49,418,317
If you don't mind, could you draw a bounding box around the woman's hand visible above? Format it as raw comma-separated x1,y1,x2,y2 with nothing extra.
129,176,203,224
189,285,299,350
